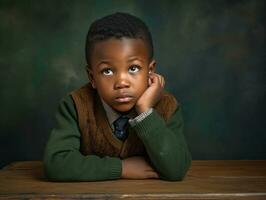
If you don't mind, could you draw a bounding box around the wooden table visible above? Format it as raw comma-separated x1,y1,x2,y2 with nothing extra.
0,160,265,199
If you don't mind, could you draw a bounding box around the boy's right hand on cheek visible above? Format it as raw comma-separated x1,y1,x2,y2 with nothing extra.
121,156,159,179
135,73,165,114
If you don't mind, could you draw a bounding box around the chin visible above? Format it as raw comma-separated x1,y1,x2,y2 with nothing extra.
112,103,135,114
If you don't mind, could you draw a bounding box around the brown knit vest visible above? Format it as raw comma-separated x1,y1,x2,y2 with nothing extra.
70,83,178,159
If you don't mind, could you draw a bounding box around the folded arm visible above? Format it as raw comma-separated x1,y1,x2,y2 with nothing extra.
43,96,122,181
131,108,192,181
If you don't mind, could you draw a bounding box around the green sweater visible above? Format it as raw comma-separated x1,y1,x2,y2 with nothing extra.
43,95,191,181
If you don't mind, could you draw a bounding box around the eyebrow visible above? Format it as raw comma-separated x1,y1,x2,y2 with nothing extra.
127,56,144,62
96,60,112,68
96,57,144,67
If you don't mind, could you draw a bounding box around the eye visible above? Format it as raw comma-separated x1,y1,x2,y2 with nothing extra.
129,65,140,73
102,68,113,76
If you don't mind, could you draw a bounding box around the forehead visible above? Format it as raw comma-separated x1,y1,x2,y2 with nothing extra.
90,38,149,66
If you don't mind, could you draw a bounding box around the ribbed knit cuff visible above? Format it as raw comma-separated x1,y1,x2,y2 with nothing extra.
129,108,153,127
132,110,165,143
108,157,123,179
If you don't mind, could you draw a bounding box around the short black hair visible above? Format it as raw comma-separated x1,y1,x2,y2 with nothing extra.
85,12,154,66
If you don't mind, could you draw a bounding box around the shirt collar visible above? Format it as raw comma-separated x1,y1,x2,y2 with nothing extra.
101,98,137,129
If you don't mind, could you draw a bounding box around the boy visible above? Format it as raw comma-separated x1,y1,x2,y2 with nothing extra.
44,12,191,181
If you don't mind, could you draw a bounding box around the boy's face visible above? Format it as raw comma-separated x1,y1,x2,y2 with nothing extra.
87,38,155,113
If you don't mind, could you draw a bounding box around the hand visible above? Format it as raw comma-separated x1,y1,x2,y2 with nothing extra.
121,156,159,179
135,72,165,114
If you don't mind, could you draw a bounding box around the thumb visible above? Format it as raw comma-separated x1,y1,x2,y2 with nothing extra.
148,76,152,86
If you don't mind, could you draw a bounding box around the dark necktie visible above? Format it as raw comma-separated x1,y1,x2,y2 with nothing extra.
113,115,130,141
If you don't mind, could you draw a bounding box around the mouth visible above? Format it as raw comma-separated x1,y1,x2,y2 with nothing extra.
114,94,134,103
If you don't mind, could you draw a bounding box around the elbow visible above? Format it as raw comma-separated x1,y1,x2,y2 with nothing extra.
43,154,71,182
160,154,192,181
160,168,188,181
44,166,63,181
43,159,65,181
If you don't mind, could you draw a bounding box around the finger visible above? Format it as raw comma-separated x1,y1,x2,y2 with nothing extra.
155,74,161,85
148,76,152,86
159,75,163,86
161,76,165,88
149,73,159,85
147,171,159,179
153,73,164,87
152,73,161,84
153,172,160,179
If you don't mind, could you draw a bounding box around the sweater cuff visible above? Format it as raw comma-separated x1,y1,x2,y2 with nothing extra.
131,110,165,142
109,157,123,179
129,108,153,127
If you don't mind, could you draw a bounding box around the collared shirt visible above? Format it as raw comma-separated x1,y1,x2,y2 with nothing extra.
100,99,153,131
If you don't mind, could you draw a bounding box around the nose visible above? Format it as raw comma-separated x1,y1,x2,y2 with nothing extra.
114,72,130,89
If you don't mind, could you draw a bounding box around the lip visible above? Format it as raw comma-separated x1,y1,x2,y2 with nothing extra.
114,94,134,103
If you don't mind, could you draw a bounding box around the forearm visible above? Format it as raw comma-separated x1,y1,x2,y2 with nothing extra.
132,109,191,181
43,95,122,181
44,143,121,181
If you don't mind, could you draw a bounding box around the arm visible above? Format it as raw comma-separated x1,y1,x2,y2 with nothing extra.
131,107,192,181
132,72,191,181
43,95,122,181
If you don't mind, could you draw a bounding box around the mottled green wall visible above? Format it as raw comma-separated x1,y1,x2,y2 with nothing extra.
0,0,265,168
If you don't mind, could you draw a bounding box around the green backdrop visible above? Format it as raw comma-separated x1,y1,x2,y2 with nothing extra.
0,0,265,168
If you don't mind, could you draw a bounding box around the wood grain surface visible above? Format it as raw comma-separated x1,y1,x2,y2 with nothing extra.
0,160,266,199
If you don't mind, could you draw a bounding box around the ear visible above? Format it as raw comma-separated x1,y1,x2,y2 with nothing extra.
86,66,96,88
148,59,156,73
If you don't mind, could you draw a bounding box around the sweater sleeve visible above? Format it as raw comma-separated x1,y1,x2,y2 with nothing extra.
131,107,192,181
43,95,122,181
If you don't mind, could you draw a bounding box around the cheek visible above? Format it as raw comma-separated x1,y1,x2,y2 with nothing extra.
139,72,149,85
97,83,113,101
134,74,149,92
95,76,112,87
